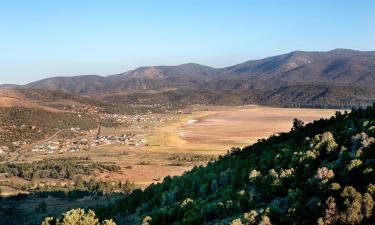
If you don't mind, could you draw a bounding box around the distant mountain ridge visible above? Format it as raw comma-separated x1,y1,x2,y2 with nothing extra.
23,49,375,95
3,49,375,109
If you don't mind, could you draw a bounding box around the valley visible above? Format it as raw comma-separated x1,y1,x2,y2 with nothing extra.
0,103,343,225
0,105,341,195
0,85,351,225
1,2,374,224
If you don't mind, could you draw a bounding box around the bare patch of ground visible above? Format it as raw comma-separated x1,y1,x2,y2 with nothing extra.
4,105,341,189
178,106,341,148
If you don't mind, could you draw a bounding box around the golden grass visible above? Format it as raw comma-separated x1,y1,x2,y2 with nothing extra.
143,105,342,154
4,105,342,188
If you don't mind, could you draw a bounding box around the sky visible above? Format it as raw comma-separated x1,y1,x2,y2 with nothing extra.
0,0,374,84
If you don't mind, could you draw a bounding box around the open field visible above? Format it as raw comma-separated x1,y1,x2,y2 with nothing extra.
139,105,342,154
1,105,342,190
178,106,341,149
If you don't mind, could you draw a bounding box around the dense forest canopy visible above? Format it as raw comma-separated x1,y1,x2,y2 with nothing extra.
40,104,375,225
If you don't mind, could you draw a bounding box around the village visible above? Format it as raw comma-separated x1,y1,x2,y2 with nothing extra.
30,133,146,154
100,112,175,129
0,110,184,157
26,110,178,154
26,111,177,155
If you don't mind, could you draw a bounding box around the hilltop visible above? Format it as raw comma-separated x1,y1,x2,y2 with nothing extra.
1,49,368,109
25,49,375,93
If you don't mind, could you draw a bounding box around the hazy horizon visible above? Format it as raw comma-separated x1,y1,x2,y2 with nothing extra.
1,0,374,85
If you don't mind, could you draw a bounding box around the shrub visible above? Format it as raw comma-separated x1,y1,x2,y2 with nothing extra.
41,208,116,225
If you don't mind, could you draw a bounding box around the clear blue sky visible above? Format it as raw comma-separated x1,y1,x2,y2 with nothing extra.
1,0,374,84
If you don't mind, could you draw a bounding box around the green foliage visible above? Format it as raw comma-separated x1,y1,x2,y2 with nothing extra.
0,107,97,148
346,159,363,172
35,201,48,213
249,169,261,182
339,186,363,224
180,198,194,208
292,118,304,131
258,215,272,225
40,208,115,225
38,104,375,225
141,216,152,225
362,193,374,219
0,157,120,180
367,184,375,196
330,183,341,191
320,196,338,225
230,218,243,225
243,210,258,224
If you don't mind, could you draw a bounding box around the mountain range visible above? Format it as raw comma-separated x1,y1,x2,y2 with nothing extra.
2,49,375,108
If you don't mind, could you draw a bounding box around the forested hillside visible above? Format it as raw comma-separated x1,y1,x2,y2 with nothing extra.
0,107,97,149
40,104,375,225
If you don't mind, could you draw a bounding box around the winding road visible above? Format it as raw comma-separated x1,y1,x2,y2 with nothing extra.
11,130,61,161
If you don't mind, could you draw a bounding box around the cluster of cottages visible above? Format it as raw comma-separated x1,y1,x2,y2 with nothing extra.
11,140,31,148
63,104,98,113
101,113,173,129
31,140,86,153
70,127,81,132
91,134,146,146
30,134,146,154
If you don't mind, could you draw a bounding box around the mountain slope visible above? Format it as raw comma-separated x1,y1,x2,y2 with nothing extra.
259,84,375,108
0,49,371,109
98,104,375,225
24,49,375,95
226,49,375,86
41,104,375,225
26,64,221,94
26,75,110,94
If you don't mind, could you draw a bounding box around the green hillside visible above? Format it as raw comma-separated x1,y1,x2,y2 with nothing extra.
42,105,374,225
